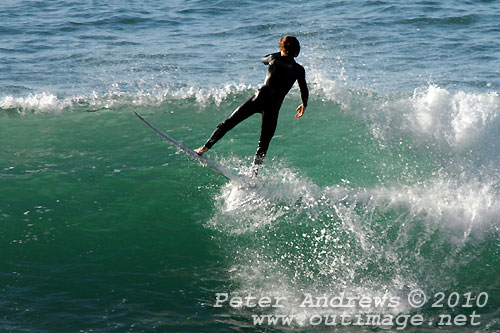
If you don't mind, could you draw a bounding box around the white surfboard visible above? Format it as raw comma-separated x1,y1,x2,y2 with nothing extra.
133,111,240,183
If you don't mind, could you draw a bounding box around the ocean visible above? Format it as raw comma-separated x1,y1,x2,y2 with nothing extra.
1,0,499,332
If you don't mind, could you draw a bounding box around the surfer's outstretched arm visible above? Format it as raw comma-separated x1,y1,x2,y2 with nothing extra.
295,66,309,118
261,54,273,65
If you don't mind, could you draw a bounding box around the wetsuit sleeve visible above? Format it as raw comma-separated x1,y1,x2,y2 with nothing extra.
261,52,279,65
297,66,309,107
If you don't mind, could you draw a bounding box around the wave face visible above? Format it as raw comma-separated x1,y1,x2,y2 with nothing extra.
1,0,500,332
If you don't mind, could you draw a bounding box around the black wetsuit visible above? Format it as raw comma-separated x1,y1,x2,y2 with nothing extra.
203,52,309,165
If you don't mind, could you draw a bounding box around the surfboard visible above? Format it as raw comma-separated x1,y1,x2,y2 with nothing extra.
133,111,240,182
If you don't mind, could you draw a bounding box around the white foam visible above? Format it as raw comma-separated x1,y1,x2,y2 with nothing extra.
208,160,500,325
207,161,322,234
409,85,500,148
160,83,254,106
0,83,256,114
381,175,499,242
0,92,70,114
299,62,500,152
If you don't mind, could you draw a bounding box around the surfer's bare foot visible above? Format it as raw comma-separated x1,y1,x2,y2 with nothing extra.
194,146,208,156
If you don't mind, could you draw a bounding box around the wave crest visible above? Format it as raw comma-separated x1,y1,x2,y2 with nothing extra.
0,83,255,115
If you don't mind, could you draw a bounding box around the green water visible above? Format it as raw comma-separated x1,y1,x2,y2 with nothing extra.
1,91,499,332
2,0,500,331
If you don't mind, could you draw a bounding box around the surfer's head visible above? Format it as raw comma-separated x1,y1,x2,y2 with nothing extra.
279,35,300,57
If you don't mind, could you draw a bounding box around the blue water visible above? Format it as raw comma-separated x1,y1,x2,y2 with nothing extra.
1,1,500,332
2,0,499,98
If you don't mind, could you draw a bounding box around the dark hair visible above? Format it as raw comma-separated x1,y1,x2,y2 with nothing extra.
279,35,300,57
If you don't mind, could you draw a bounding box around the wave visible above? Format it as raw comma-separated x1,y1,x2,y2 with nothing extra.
187,73,500,327
306,61,500,148
207,159,500,327
3,82,500,163
3,77,500,166
2,79,498,121
380,85,499,150
0,83,255,115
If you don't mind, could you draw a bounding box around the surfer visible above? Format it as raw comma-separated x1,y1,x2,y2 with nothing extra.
194,35,309,172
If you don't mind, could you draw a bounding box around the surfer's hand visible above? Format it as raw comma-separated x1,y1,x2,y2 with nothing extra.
295,104,306,118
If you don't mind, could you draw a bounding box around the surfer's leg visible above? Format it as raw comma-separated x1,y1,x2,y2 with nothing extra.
252,108,280,169
196,95,260,155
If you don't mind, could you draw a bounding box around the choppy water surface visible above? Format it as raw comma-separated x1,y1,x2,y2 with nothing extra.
1,1,499,332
